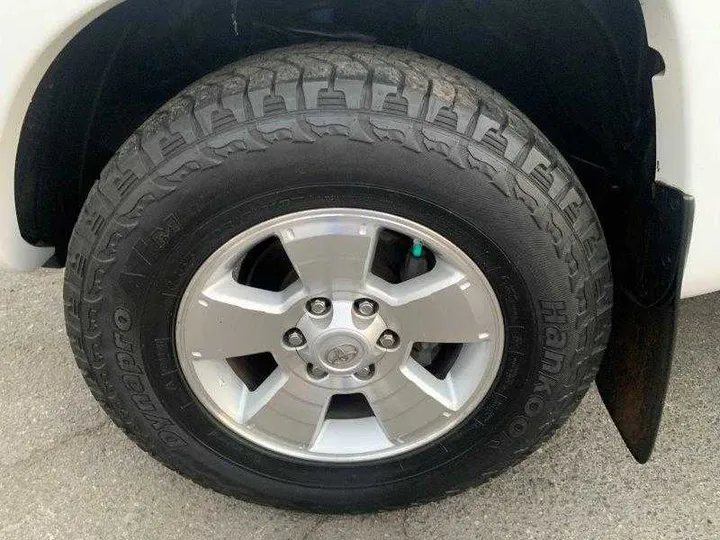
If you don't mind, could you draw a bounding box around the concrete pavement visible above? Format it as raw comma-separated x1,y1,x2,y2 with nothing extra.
0,269,717,540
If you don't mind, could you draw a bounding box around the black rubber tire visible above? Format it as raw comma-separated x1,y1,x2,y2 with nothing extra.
64,43,612,512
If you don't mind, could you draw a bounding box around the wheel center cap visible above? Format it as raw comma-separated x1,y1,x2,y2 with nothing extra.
324,343,360,368
315,333,367,373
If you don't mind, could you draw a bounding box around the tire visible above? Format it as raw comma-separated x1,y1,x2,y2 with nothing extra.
64,42,612,512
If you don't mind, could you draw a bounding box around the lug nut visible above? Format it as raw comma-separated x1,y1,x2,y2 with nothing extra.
377,330,399,349
354,299,378,317
355,364,375,380
307,364,327,380
284,328,306,348
307,297,331,316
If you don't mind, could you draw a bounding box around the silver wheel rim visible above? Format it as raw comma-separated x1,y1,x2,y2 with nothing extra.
176,209,504,462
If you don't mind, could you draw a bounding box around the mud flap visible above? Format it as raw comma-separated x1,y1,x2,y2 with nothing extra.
596,183,694,463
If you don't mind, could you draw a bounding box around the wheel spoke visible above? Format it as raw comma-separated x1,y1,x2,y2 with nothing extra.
180,274,305,360
279,219,378,293
368,260,496,344
363,352,458,442
241,371,331,448
309,417,394,455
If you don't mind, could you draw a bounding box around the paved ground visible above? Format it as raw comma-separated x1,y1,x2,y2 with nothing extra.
0,268,717,540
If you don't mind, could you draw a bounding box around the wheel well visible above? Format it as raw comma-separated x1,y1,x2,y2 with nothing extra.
15,0,655,262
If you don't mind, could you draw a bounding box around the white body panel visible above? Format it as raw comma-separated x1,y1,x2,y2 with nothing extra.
642,0,720,297
0,0,718,296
